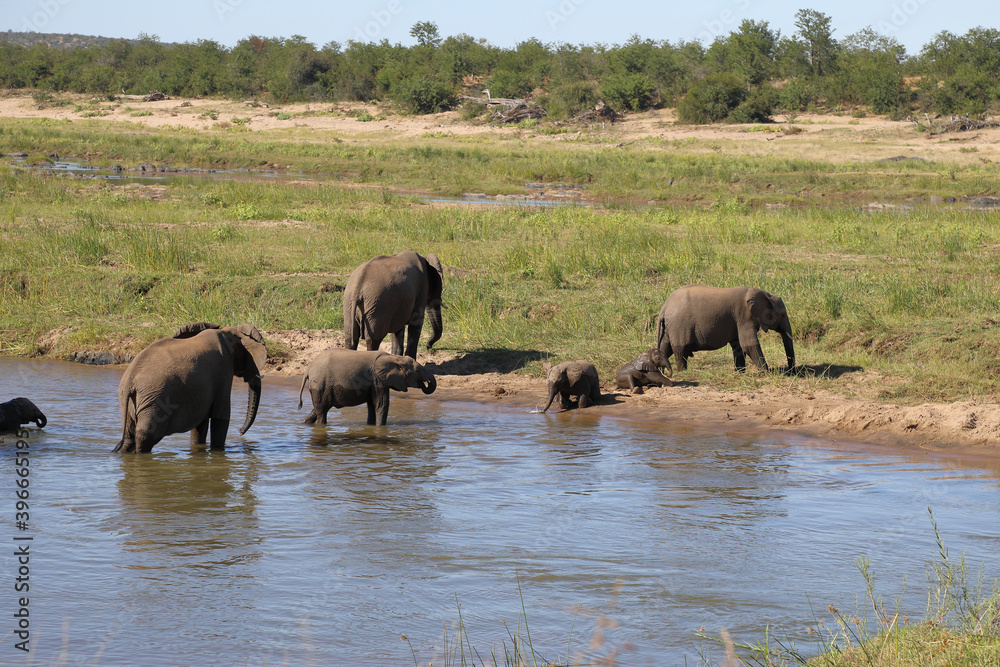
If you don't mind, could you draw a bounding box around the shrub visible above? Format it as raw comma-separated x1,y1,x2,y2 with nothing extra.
485,69,533,99
727,85,777,123
392,77,456,114
601,73,657,112
676,73,747,124
542,80,600,120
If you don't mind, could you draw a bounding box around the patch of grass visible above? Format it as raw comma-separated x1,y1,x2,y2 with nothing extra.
130,110,153,117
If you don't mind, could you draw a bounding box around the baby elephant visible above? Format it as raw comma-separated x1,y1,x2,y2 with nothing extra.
615,348,673,394
0,398,47,433
298,349,437,426
541,360,601,413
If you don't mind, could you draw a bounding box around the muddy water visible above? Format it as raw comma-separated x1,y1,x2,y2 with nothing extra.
2,357,1000,665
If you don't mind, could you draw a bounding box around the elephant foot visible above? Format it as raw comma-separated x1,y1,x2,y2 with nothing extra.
631,386,644,395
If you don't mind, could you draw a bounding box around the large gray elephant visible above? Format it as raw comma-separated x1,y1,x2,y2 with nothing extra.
0,398,47,433
541,360,601,412
655,285,795,373
298,348,437,425
114,322,267,453
615,348,673,394
343,251,443,359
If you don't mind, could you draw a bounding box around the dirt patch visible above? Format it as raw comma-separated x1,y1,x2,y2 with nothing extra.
262,328,1000,457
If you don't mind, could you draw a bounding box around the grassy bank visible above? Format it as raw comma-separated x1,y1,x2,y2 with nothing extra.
2,119,1000,402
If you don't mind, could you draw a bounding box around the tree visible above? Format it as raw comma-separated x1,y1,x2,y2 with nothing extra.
409,21,441,48
729,19,778,87
794,9,837,76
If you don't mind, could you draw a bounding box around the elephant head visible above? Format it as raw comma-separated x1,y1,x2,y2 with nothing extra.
424,253,444,350
746,289,795,370
375,354,437,395
174,322,268,435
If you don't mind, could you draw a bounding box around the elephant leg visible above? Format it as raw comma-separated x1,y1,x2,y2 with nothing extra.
373,388,390,425
133,414,159,453
404,322,422,359
644,370,673,388
366,337,381,352
730,341,747,372
630,372,644,395
209,419,230,449
390,329,406,357
560,391,573,410
191,418,210,446
674,352,688,372
303,410,318,425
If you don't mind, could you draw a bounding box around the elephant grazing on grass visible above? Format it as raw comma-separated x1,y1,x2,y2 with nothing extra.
0,398,47,433
298,348,437,426
343,251,443,360
655,285,795,373
114,322,267,453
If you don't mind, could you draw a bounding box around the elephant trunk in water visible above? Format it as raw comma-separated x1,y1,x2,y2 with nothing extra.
419,367,437,395
426,300,442,350
34,412,46,428
239,376,262,435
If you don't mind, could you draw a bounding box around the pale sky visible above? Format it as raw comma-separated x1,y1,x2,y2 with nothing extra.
2,0,996,56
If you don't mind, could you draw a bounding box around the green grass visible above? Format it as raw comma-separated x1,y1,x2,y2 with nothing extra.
1,120,1000,402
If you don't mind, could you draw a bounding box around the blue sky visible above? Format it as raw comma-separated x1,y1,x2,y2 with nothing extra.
2,0,996,56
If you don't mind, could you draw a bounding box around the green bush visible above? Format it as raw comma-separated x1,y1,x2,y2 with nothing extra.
542,80,600,120
392,77,456,114
600,73,658,112
778,77,819,111
485,69,533,99
676,73,747,124
727,85,777,123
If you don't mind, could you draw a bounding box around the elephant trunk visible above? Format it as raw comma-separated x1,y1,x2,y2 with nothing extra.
239,376,262,436
426,300,442,350
420,370,437,395
781,326,796,370
34,412,46,429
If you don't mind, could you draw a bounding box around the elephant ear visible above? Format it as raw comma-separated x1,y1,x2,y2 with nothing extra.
746,288,779,332
373,353,410,392
233,324,268,375
174,322,221,339
425,253,444,302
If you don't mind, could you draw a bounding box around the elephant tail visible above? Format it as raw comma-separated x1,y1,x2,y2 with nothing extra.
113,389,136,453
297,371,309,410
350,297,368,349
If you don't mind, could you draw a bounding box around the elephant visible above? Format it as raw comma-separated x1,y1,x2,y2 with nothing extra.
615,348,673,394
541,360,601,412
655,285,795,373
114,322,267,453
0,398,47,433
298,348,437,426
343,251,443,360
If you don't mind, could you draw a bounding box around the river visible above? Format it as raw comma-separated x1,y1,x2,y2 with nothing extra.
2,356,999,665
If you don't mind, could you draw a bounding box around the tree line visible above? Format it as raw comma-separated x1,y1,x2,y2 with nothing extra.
1,11,998,122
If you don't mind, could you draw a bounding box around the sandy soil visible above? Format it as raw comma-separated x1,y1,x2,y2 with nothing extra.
3,91,1000,166
262,328,1000,459
7,91,1000,457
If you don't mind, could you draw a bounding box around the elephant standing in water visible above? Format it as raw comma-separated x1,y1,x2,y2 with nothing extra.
114,322,267,453
0,398,47,432
615,348,673,394
655,285,795,373
343,251,443,359
541,360,601,413
298,348,437,426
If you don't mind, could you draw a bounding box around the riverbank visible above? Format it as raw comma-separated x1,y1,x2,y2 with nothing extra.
261,328,1000,458
3,95,1000,459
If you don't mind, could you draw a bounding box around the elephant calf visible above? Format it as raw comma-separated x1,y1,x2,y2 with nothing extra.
615,349,673,394
298,349,437,426
541,360,601,413
0,398,47,433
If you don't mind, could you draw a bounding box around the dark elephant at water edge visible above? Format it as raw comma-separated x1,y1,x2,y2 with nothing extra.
114,322,267,453
0,398,46,433
343,251,443,359
541,360,601,412
655,285,795,373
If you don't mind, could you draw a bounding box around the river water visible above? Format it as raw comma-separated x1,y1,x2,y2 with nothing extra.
2,356,999,665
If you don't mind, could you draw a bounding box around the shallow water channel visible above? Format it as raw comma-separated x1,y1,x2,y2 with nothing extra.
3,356,1000,665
